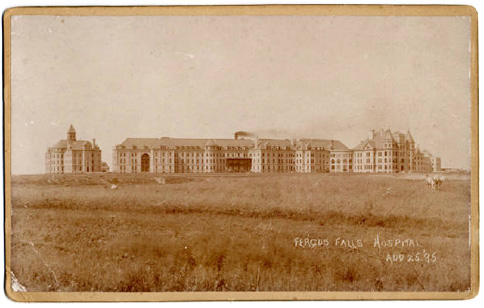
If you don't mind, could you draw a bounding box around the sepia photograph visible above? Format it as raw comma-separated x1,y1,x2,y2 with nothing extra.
3,5,478,301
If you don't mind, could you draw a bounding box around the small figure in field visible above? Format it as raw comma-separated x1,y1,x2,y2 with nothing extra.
432,175,445,190
426,174,445,190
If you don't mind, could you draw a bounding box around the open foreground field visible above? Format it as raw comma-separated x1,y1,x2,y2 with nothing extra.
9,172,471,292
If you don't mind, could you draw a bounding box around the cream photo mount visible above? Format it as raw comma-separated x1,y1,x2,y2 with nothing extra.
3,4,479,302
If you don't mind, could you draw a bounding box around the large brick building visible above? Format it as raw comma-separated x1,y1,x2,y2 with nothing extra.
351,129,440,173
112,129,441,174
45,125,102,173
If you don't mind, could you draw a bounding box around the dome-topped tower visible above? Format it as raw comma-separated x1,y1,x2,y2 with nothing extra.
67,124,76,141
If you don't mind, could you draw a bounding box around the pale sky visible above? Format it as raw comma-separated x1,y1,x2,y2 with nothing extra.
10,15,471,174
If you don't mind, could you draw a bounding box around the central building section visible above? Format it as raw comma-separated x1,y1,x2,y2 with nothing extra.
112,132,339,174
226,158,252,173
112,129,438,174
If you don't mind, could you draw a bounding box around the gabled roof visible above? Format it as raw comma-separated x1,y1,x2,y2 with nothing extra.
120,138,161,149
376,129,395,141
70,141,91,150
355,129,399,150
116,137,351,151
210,139,253,147
392,131,405,141
330,140,351,151
50,139,93,150
299,138,349,151
204,139,217,146
392,130,415,144
52,140,67,149
258,138,292,148
118,137,254,149
353,139,377,150
406,131,415,142
422,150,433,157
299,138,331,149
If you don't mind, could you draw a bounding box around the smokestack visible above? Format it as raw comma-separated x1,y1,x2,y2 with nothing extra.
234,131,257,140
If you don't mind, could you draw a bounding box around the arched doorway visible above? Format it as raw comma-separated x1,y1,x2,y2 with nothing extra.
141,154,150,172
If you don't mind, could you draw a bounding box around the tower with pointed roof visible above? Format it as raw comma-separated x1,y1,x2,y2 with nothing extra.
45,125,103,173
67,124,76,142
352,128,439,174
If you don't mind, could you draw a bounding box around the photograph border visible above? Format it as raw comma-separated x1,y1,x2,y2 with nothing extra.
2,4,479,301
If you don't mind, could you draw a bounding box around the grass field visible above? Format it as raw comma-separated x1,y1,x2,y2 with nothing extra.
9,172,471,292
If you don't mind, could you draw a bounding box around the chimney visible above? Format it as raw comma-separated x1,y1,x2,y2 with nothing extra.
92,138,96,146
330,140,335,150
369,129,375,140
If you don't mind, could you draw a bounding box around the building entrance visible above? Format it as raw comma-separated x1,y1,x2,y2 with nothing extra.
141,154,150,172
226,158,251,173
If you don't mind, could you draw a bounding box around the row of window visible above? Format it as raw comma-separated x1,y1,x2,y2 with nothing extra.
49,165,98,172
49,159,99,165
331,153,353,158
118,151,332,160
331,165,352,171
117,164,432,173
253,165,296,172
